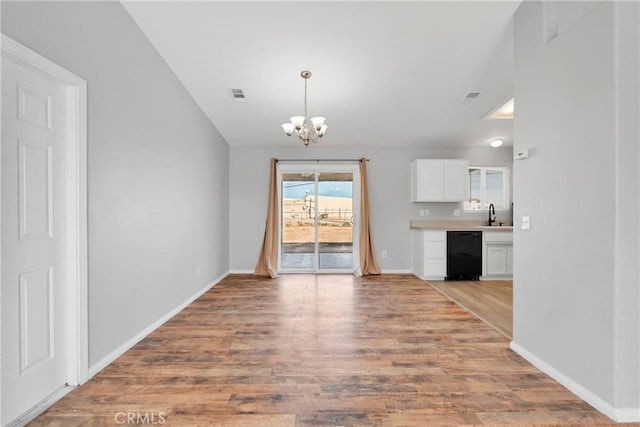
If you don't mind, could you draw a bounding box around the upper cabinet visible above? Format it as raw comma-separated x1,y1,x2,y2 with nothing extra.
411,159,469,202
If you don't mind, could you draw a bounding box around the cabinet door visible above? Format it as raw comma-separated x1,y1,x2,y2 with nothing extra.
486,246,508,276
424,231,446,278
443,160,469,201
425,259,446,277
415,160,443,201
411,231,426,277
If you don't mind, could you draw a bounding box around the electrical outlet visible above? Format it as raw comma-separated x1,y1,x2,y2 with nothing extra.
453,209,461,216
424,209,429,216
382,250,388,258
522,216,530,230
419,209,425,217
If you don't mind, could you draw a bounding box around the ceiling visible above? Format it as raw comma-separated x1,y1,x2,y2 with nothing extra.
122,1,521,148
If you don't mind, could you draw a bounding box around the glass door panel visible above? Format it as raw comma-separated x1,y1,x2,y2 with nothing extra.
279,165,358,273
317,172,354,270
281,172,316,270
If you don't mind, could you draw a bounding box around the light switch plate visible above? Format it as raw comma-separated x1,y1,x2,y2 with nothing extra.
453,209,461,216
419,209,425,217
522,216,531,230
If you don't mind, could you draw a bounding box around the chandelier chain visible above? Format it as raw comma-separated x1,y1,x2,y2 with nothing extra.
304,77,308,120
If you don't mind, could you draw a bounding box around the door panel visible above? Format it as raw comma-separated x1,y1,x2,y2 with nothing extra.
280,173,316,270
317,172,353,270
2,57,67,424
19,267,54,373
18,85,52,129
19,139,53,240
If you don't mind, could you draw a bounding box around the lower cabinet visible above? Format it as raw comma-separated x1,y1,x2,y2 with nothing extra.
483,231,513,278
412,229,513,280
412,230,446,280
486,245,513,276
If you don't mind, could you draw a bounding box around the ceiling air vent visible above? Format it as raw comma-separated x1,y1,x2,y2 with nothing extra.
460,91,481,105
228,88,247,103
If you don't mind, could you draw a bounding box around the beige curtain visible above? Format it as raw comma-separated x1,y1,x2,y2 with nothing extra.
356,158,381,276
254,158,279,278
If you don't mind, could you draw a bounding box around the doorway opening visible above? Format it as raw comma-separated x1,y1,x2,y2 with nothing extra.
278,164,360,273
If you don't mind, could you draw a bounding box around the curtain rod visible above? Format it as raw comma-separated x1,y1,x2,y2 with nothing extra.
276,158,369,162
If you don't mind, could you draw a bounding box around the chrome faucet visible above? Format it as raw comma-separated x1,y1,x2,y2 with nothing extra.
488,203,496,226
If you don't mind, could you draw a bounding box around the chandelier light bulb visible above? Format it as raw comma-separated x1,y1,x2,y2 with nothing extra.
311,116,326,131
290,116,305,128
281,123,294,136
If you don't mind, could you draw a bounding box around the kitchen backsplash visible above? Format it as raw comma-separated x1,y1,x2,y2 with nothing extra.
412,202,513,225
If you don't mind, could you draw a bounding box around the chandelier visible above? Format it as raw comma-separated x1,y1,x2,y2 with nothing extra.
281,70,327,146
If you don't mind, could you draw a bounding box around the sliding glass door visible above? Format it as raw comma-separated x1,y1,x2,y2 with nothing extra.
280,172,316,270
278,165,359,273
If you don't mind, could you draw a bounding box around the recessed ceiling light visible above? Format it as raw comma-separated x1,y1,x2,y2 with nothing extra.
490,139,504,148
484,97,514,120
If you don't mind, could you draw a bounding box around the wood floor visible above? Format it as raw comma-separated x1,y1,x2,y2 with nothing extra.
427,280,513,339
31,274,629,426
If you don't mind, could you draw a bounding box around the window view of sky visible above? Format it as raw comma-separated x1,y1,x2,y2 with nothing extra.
282,181,353,199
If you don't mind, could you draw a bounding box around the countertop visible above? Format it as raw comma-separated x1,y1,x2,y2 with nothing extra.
410,220,513,232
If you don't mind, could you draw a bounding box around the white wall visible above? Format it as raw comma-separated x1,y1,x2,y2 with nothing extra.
229,145,512,271
2,1,230,366
613,1,640,413
513,1,639,419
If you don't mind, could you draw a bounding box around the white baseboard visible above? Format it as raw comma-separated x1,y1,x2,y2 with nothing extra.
88,271,229,379
510,341,640,422
229,269,413,275
615,407,640,423
413,273,445,281
480,275,513,281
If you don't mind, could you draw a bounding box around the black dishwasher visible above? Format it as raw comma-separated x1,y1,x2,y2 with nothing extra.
447,231,482,280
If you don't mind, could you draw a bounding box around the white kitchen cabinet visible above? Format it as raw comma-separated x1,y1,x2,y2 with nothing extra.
486,246,510,276
412,230,446,280
482,231,513,278
442,160,468,201
411,159,469,202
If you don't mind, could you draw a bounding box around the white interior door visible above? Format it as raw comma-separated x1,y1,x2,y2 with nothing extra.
2,55,68,424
